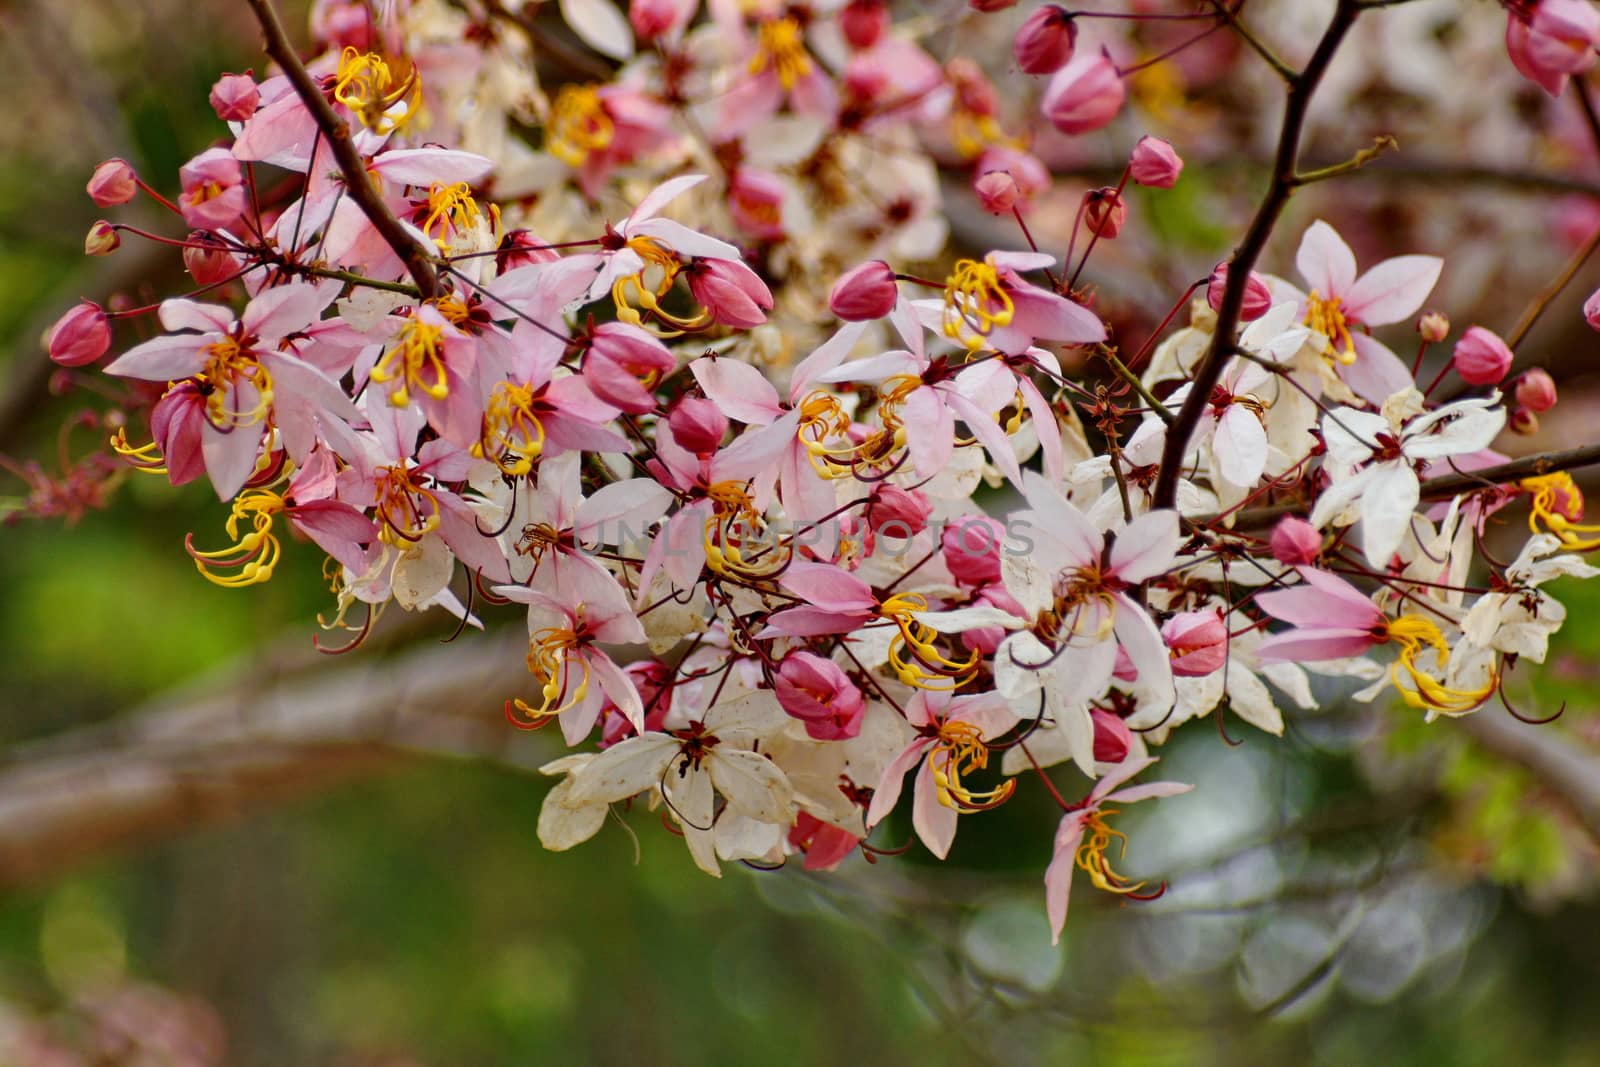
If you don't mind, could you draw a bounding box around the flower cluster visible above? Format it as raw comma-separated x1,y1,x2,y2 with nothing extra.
35,0,1600,941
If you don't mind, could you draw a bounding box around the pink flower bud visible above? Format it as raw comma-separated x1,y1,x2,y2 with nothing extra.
1585,284,1600,330
969,0,1018,11
941,517,1004,586
85,221,120,256
1129,135,1183,188
774,652,866,741
1162,610,1228,677
46,301,111,367
1014,5,1077,75
829,260,898,320
668,396,728,454
840,0,889,49
87,159,137,207
1417,310,1450,343
183,231,238,286
629,0,694,42
1091,708,1132,764
1207,261,1273,322
151,383,208,486
1516,368,1558,413
1452,326,1515,386
974,145,1051,205
497,229,561,273
1507,0,1600,96
210,73,260,121
686,258,773,328
729,167,787,241
583,323,676,413
868,485,932,537
1082,187,1127,238
1509,407,1541,435
974,170,1020,214
1270,516,1322,565
178,147,247,231
1042,51,1125,135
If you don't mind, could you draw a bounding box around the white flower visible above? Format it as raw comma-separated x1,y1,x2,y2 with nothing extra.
1463,534,1600,663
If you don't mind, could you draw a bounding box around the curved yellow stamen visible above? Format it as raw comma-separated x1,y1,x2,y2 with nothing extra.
1304,289,1358,366
514,626,591,722
547,84,615,167
1075,809,1148,895
929,720,1015,811
109,427,167,475
374,465,441,545
334,47,422,134
882,593,981,691
420,182,482,253
750,18,813,91
1385,614,1497,715
200,336,274,428
610,236,713,337
187,488,284,588
474,381,546,477
942,259,1014,351
372,315,450,407
1523,472,1600,551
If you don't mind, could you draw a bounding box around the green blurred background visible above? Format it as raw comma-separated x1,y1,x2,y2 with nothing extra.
4,2,1600,1064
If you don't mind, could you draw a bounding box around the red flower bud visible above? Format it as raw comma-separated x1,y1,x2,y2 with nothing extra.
210,73,260,121
1162,610,1228,677
183,231,239,286
774,652,866,741
941,517,1004,586
974,170,1020,214
1014,5,1077,75
1091,708,1133,764
840,0,889,49
1207,261,1273,322
686,258,773,328
868,485,932,537
1082,187,1127,238
1129,135,1183,188
87,159,137,207
829,260,898,321
1452,325,1514,386
668,396,729,454
1516,368,1558,413
46,301,111,367
1270,516,1322,565
85,221,120,256
1042,51,1125,135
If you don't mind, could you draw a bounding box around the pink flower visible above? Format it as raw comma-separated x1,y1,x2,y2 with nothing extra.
1269,516,1322,565
87,159,136,207
629,0,696,42
1585,283,1600,329
583,323,676,414
210,73,260,121
1162,610,1227,677
178,148,248,231
829,260,898,320
942,517,1005,586
974,170,1020,214
866,690,1019,859
1014,5,1076,75
1507,0,1600,96
1129,135,1183,188
1280,219,1443,403
928,249,1106,355
774,652,866,740
1043,756,1191,943
1452,326,1514,386
1208,261,1273,322
686,257,773,328
1254,568,1386,664
47,301,111,367
1517,369,1559,412
668,396,728,454
1082,187,1127,237
728,167,787,240
1042,50,1125,135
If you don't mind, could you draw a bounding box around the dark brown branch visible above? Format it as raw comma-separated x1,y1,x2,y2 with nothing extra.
242,0,441,298
1152,0,1362,509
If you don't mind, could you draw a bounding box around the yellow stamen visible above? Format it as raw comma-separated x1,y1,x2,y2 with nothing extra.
942,259,1014,351
882,593,981,691
750,18,813,92
948,111,1015,161
1304,289,1358,366
420,182,482,253
929,720,1016,811
611,236,713,337
109,427,167,475
372,315,450,407
1385,614,1497,715
200,336,274,428
546,84,615,167
473,381,546,477
514,626,591,722
1523,472,1600,551
333,47,422,134
374,465,441,545
187,488,283,588
1075,809,1148,895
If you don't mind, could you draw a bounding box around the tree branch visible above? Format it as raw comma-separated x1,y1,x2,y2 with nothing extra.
242,0,441,299
1152,0,1362,509
1457,713,1600,843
